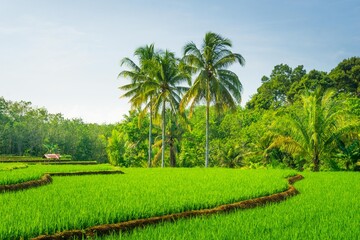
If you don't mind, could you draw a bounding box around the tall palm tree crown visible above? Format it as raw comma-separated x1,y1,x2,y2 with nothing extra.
150,50,190,167
119,44,157,108
180,32,245,167
118,44,158,167
119,48,190,168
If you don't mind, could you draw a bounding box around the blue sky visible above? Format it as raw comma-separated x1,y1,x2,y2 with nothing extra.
0,0,359,123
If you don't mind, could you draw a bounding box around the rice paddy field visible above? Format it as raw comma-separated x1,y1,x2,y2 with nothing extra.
0,163,358,239
0,165,295,239
0,163,28,171
0,163,116,185
99,172,360,240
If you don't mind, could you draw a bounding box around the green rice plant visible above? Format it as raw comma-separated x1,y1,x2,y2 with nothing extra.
0,156,45,161
0,163,28,171
0,163,117,185
98,172,360,240
0,168,295,239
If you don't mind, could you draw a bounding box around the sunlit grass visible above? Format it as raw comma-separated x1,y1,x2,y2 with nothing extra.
0,163,116,185
98,172,360,240
0,168,294,239
0,163,28,171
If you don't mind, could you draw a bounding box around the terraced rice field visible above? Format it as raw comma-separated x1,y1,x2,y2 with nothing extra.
0,163,28,171
0,163,116,185
98,172,360,240
0,166,295,239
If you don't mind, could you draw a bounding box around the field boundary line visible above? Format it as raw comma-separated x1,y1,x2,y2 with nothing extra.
0,164,29,172
0,170,124,193
32,174,304,240
0,160,98,164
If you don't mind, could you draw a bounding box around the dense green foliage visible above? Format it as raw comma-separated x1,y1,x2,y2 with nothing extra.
100,172,360,240
110,96,358,170
106,111,149,167
112,55,359,171
246,57,360,109
269,89,359,171
0,167,293,239
0,97,112,161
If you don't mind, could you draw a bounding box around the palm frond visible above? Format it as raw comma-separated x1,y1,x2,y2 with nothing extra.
268,136,307,157
180,74,205,113
120,57,140,72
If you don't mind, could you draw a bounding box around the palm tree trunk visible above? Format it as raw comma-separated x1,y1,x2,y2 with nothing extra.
169,118,176,167
161,99,165,168
205,98,210,168
169,137,176,167
313,153,320,172
148,107,152,168
345,160,350,171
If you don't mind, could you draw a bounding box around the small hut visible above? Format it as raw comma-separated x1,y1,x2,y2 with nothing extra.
43,154,61,160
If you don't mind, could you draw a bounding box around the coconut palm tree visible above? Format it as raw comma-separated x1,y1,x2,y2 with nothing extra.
180,32,245,167
152,109,188,167
150,50,190,167
269,88,360,171
118,44,158,167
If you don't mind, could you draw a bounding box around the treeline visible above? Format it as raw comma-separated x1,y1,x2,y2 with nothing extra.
110,56,359,171
247,57,360,109
0,98,111,162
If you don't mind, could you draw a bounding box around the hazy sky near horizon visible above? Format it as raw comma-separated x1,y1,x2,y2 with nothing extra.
0,0,359,123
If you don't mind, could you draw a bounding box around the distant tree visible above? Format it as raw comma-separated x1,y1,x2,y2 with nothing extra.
288,69,332,102
43,142,59,154
0,97,108,161
105,110,149,167
181,32,245,167
178,106,206,167
0,97,8,154
248,57,360,111
247,64,306,109
328,56,360,97
106,129,126,166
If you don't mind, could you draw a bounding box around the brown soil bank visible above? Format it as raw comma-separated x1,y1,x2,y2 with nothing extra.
32,174,304,240
0,174,52,193
0,170,124,193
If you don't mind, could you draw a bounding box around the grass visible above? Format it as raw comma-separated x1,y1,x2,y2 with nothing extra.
0,168,295,239
0,156,46,161
0,163,116,185
98,171,360,240
0,155,72,161
0,163,28,171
